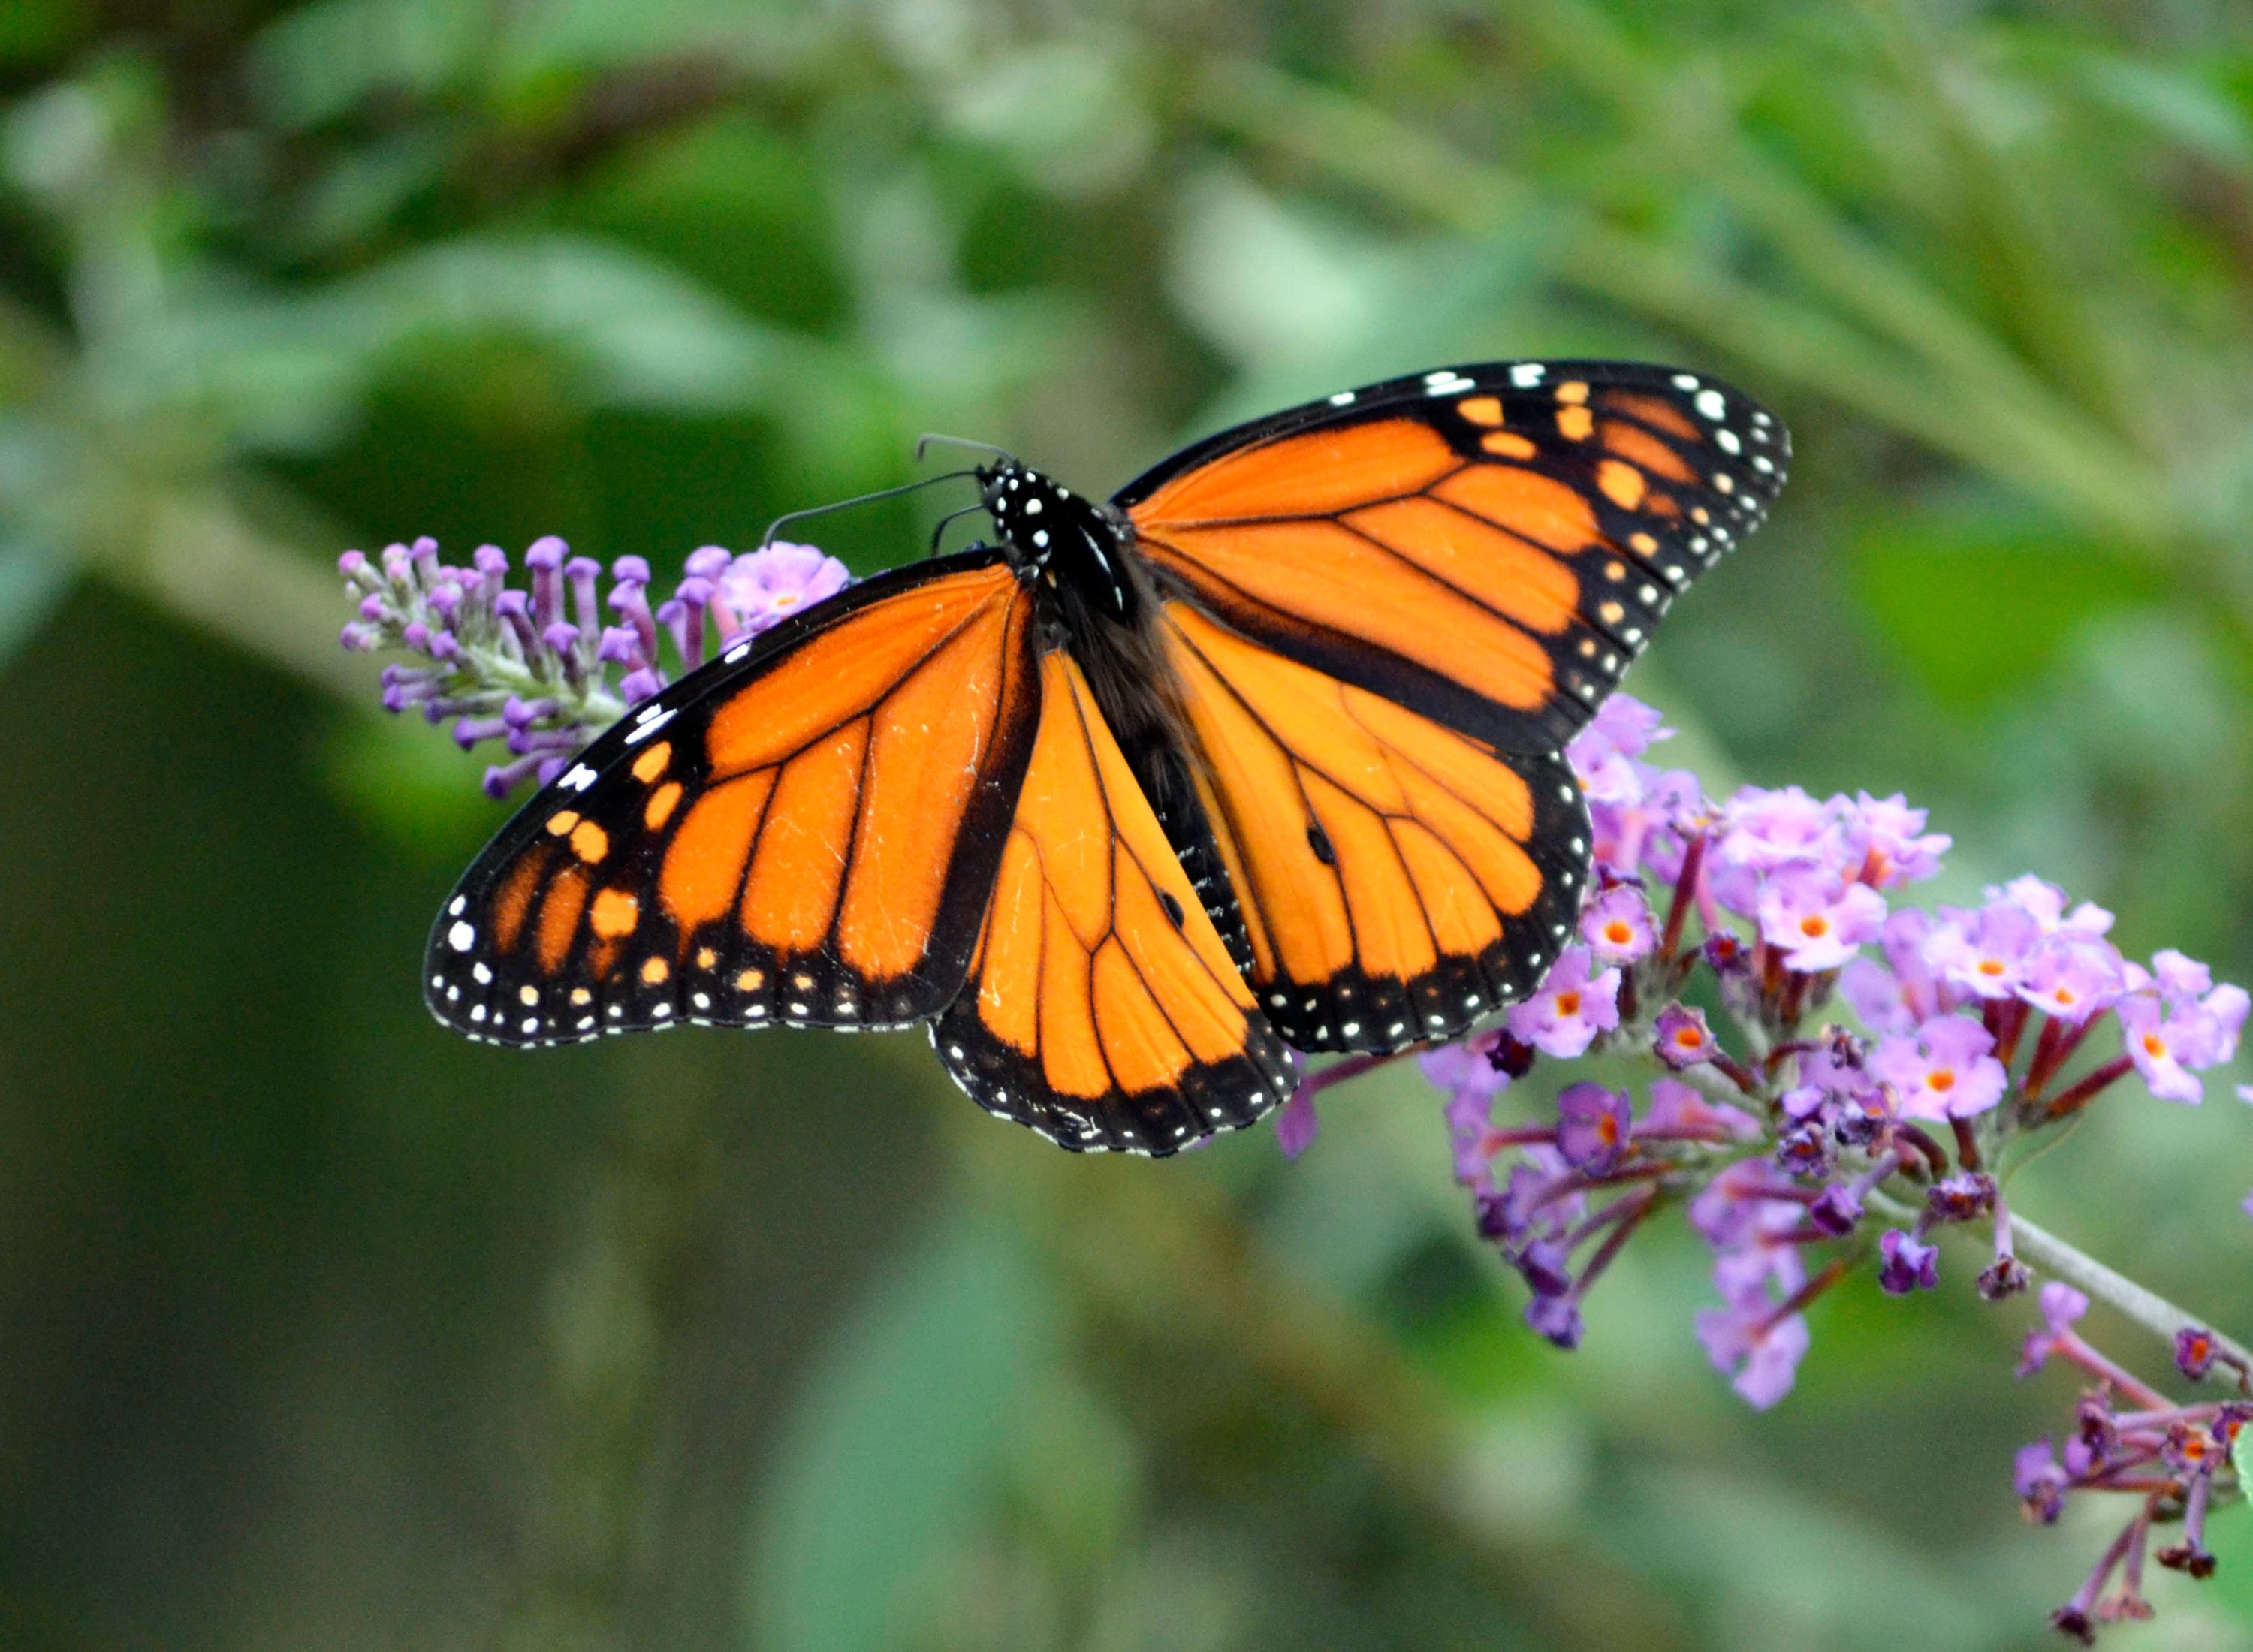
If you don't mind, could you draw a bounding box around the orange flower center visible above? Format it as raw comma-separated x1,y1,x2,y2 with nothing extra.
1977,958,2006,977
1604,920,1633,945
1555,990,1582,1016
2143,1032,2169,1060
1799,914,1830,939
1929,1069,1956,1093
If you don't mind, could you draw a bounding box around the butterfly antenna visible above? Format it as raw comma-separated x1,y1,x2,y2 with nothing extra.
758,469,978,549
915,433,1015,466
925,501,989,558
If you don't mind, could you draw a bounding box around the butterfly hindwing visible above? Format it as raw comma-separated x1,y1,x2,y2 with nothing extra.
426,553,1041,1045
1117,360,1787,755
932,650,1298,1156
1160,600,1590,1054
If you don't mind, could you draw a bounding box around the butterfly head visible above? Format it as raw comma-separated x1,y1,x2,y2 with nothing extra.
979,460,1139,623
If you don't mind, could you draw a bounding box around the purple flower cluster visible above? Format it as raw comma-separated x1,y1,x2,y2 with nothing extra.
340,535,849,797
2015,1283,2250,1638
1275,690,2251,1640
1394,694,2244,1397
1845,898,2248,1117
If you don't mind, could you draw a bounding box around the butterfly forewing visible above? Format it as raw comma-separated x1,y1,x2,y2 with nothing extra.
1117,360,1787,755
426,553,1040,1044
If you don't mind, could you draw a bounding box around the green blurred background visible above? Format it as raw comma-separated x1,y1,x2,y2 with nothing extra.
5,0,2253,1646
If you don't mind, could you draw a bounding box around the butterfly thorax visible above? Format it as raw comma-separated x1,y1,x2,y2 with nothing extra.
978,457,1177,770
979,460,1142,627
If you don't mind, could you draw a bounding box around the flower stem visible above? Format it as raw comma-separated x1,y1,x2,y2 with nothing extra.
2040,1055,2133,1121
2006,1210,2253,1370
1875,1183,2253,1370
1658,833,1706,962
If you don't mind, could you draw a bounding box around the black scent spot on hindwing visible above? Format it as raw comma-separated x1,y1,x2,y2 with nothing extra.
1307,821,1338,867
1159,890,1185,929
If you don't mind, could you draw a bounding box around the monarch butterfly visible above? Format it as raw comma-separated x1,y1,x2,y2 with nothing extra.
426,360,1787,1156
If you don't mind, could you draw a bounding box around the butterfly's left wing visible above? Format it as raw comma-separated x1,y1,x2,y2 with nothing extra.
933,650,1298,1156
1116,360,1787,755
1114,360,1787,1053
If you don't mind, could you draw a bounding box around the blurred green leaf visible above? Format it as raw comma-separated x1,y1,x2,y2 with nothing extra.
2067,51,2253,171
2209,1494,2253,1626
318,707,498,856
1852,513,2163,710
746,1215,1059,1652
0,0,82,65
138,235,809,457
250,0,485,128
941,42,1154,198
497,0,801,81
563,116,846,333
1165,169,1403,378
0,538,72,667
1618,1464,2008,1650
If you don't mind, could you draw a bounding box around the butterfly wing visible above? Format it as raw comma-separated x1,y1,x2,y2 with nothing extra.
1160,600,1588,1054
1117,360,1788,1052
1117,360,1787,754
425,553,1041,1045
932,648,1298,1156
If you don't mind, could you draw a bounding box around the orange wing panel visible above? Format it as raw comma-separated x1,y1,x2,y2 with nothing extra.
933,650,1295,1156
1139,520,1556,712
1429,466,1600,553
706,565,1018,776
425,553,1040,1045
742,720,867,954
1132,418,1459,523
1119,365,1787,755
840,602,1018,978
1341,496,1579,635
1160,601,1586,1054
659,772,772,935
